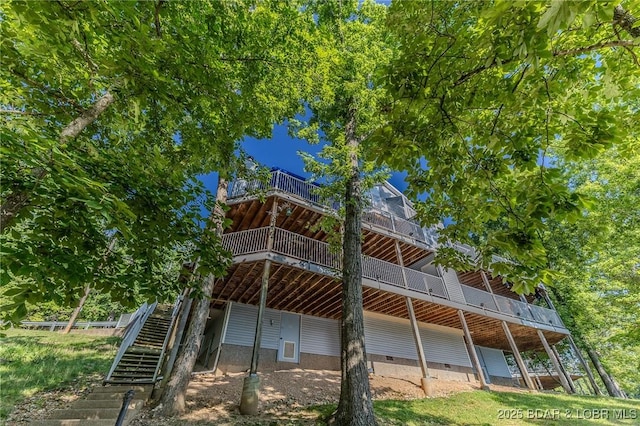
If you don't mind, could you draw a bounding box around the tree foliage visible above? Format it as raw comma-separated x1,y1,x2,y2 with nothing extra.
545,147,640,397
1,0,313,321
374,0,639,294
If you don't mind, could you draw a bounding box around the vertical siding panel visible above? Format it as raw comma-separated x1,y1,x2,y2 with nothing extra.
300,315,340,356
223,303,280,349
418,323,472,367
440,267,467,304
363,312,418,360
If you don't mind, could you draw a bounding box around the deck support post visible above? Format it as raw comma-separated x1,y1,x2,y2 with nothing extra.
240,199,278,415
394,241,434,396
534,374,544,390
457,310,490,390
480,271,500,309
501,321,536,391
567,335,603,396
536,329,574,394
406,297,434,396
551,344,577,393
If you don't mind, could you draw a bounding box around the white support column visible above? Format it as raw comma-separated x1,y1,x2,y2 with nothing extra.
457,310,490,390
501,321,537,391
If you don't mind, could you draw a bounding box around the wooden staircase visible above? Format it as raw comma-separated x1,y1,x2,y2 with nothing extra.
105,305,174,385
29,385,152,426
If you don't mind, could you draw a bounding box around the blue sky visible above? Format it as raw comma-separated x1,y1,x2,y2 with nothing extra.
198,123,410,193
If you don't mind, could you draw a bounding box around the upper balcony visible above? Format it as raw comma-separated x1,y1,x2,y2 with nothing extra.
228,169,440,249
221,226,567,334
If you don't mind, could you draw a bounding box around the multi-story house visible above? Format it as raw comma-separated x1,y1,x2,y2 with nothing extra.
195,167,592,395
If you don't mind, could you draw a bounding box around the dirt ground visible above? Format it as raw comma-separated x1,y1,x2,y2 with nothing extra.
8,369,527,425
131,370,527,425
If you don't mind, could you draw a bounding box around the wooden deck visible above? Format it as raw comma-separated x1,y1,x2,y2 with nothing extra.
217,172,569,353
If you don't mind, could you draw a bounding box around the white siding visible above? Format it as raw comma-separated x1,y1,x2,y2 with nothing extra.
418,323,472,368
363,312,418,360
223,303,280,350
476,346,512,378
300,315,340,357
440,267,467,304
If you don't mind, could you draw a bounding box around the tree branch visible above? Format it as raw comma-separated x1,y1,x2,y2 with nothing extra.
614,5,640,38
553,40,638,57
154,0,164,38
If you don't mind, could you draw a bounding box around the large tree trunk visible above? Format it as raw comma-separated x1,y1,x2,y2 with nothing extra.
156,177,228,416
585,346,626,398
334,109,376,426
0,91,115,233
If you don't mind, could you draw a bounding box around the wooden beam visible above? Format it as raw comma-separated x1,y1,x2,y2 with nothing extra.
502,321,537,390
458,310,490,390
537,329,574,394
552,344,577,393
267,269,307,309
278,273,326,312
407,297,434,396
567,335,603,396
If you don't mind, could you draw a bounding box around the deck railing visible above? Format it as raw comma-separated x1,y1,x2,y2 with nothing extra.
229,170,439,248
221,228,564,329
460,285,499,311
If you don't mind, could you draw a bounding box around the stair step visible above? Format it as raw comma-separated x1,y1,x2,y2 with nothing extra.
85,391,151,401
49,408,125,419
113,369,157,375
111,368,156,377
105,379,156,385
127,346,161,355
120,357,160,362
73,399,145,409
92,385,152,394
30,417,134,426
111,372,155,378
118,362,158,368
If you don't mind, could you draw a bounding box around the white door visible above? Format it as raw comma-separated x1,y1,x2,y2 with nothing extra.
278,313,300,363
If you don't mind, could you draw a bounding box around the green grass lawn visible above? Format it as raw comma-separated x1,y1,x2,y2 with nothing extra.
0,329,120,421
314,391,640,425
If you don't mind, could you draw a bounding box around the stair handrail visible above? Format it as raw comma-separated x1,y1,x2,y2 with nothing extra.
105,300,158,382
152,294,184,383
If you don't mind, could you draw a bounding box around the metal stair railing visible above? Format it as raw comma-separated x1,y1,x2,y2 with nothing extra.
151,295,184,383
104,301,158,383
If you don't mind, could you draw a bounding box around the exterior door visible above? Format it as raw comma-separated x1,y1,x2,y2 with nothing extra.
475,346,492,384
278,312,300,363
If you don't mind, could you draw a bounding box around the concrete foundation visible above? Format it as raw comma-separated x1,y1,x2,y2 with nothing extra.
239,375,260,415
216,344,474,383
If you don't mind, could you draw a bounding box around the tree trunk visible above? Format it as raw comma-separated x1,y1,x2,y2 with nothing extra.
156,177,228,416
0,91,115,233
62,235,118,334
62,285,91,334
334,109,376,426
585,346,626,398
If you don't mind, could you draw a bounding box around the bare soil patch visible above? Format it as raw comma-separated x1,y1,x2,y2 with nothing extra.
9,369,526,425
132,369,526,425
